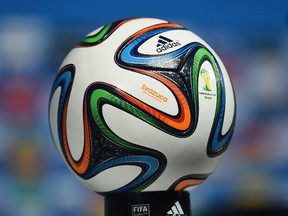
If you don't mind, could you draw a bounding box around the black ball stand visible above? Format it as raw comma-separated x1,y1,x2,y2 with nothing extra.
105,191,192,216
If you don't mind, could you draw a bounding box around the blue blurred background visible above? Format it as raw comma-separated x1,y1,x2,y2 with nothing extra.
0,0,287,215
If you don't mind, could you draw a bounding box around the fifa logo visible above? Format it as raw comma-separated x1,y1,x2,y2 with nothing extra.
132,204,150,216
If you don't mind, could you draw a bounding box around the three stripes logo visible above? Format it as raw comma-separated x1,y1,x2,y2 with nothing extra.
167,201,186,216
156,35,181,53
157,35,173,47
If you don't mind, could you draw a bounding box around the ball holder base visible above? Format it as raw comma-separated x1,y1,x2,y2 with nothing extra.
105,190,192,216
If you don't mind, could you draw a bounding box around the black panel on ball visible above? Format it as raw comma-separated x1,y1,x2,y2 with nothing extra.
105,191,192,216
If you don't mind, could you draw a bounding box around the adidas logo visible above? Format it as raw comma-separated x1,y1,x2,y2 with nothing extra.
167,201,186,216
156,35,181,53
156,35,173,47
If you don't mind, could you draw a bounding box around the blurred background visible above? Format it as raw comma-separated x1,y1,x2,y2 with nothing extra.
0,0,287,215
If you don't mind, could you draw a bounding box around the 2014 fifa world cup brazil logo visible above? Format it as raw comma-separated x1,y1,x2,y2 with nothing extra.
200,68,212,92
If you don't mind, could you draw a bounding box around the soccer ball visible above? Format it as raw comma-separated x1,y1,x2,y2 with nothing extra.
49,18,235,195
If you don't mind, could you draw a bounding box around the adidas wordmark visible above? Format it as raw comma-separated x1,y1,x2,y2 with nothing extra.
156,35,181,53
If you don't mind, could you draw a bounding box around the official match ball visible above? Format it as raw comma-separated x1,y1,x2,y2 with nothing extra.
49,18,236,194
